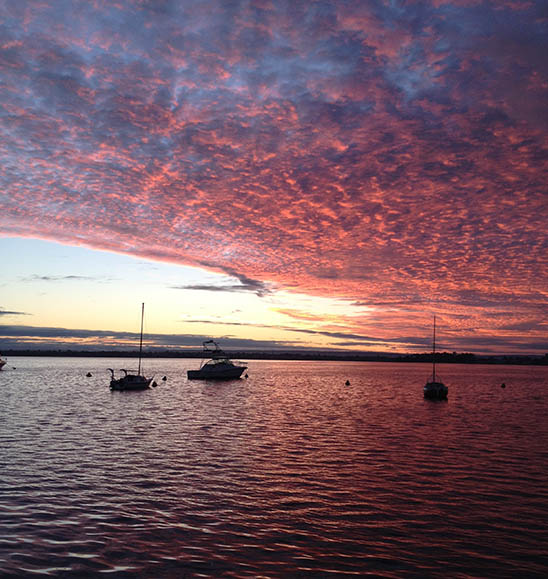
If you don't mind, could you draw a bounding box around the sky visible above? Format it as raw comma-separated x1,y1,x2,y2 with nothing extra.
1,0,547,356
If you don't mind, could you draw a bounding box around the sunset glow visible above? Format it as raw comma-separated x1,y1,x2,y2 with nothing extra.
1,1,547,355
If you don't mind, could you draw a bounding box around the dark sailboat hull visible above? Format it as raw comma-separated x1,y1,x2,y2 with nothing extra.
110,375,153,391
423,381,448,400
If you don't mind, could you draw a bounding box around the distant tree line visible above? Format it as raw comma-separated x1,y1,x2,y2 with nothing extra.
1,349,547,365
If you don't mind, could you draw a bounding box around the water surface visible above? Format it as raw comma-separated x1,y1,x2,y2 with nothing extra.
1,358,547,577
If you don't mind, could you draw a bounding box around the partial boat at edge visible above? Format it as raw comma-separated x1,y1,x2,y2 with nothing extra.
187,340,247,380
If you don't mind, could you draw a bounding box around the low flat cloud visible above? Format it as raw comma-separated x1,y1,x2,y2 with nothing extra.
20,275,96,282
0,308,29,317
172,267,271,296
0,324,303,352
1,320,545,356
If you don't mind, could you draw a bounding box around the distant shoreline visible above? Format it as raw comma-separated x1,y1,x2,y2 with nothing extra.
2,349,547,365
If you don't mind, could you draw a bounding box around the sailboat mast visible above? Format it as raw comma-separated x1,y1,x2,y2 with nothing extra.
432,315,436,382
138,302,144,376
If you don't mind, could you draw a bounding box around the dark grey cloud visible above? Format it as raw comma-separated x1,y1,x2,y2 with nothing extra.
183,318,428,349
189,263,272,296
0,309,29,317
0,324,293,351
173,283,259,294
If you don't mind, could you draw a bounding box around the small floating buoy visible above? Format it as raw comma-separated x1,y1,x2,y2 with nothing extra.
245,373,249,378
152,381,158,388
345,380,350,386
162,376,167,381
86,372,92,377
501,382,506,389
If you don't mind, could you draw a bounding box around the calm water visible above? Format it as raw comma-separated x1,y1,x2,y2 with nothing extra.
1,357,547,578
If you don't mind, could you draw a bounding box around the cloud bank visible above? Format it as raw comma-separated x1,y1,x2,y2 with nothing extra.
1,1,547,352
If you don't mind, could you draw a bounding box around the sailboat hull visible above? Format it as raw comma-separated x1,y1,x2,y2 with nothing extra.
110,375,153,391
423,381,448,400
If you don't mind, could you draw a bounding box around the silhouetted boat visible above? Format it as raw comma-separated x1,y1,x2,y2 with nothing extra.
423,316,448,400
187,340,247,380
109,303,154,391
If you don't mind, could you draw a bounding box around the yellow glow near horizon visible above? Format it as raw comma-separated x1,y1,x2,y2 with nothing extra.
2,237,378,351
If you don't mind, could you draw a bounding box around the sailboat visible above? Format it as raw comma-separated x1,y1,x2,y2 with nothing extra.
109,303,154,391
423,315,448,400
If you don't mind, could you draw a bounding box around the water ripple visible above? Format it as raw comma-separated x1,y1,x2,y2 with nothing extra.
1,358,547,577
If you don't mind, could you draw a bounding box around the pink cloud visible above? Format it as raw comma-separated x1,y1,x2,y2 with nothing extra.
1,0,547,354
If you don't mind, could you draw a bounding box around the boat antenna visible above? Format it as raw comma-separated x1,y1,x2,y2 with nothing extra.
138,302,144,376
432,315,436,382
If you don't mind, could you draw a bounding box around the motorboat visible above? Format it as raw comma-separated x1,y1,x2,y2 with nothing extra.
109,303,154,391
0,355,6,371
423,316,448,400
187,340,247,380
